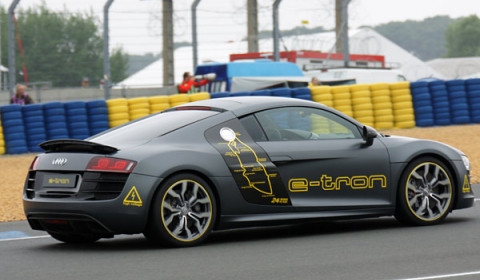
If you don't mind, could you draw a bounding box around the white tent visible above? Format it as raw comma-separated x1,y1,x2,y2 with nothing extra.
117,28,443,88
426,57,480,79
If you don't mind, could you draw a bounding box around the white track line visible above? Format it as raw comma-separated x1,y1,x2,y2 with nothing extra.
395,271,480,280
0,235,50,242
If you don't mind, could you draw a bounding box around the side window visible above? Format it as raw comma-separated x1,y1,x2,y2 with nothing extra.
254,107,361,141
240,115,267,142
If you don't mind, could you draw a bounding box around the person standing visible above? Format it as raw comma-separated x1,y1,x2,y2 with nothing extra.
177,71,211,94
10,84,34,105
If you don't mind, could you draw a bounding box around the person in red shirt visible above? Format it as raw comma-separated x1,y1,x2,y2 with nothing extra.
178,72,210,94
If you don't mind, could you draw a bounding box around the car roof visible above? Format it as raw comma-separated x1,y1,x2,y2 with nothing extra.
176,96,328,116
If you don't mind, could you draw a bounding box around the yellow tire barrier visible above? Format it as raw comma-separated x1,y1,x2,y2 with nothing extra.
0,146,5,155
333,99,352,107
390,89,411,97
108,113,130,121
171,102,189,107
128,97,149,105
353,103,373,111
107,98,128,108
375,114,394,122
369,83,389,91
150,103,170,112
169,94,189,104
389,82,410,90
372,96,391,104
394,108,414,115
395,115,415,122
148,95,170,104
351,90,371,99
353,110,374,118
395,120,416,129
331,86,350,94
332,92,351,100
370,89,391,98
393,101,413,110
310,86,331,95
349,84,370,92
189,92,211,102
107,106,129,114
129,103,150,110
374,122,394,130
109,119,129,127
351,97,372,106
130,108,150,116
374,108,394,117
392,94,412,103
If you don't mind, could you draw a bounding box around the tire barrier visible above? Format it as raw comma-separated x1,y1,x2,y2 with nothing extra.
428,80,451,126
148,95,170,114
64,101,90,140
106,98,130,128
0,123,4,155
446,80,471,125
370,83,394,130
1,78,480,156
86,99,110,135
466,78,480,123
22,104,47,152
1,105,29,154
410,81,434,127
43,102,70,140
350,84,374,127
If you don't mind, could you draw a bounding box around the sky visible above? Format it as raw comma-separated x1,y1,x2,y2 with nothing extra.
5,0,480,55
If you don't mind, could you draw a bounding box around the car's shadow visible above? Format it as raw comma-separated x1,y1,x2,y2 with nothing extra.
31,216,473,252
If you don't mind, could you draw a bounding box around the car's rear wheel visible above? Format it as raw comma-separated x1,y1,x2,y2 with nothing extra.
144,173,216,247
395,157,454,226
48,232,101,244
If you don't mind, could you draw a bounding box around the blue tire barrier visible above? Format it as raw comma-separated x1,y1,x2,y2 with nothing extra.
210,92,230,98
24,116,44,124
4,126,25,134
291,87,311,97
64,101,86,110
89,121,109,130
293,94,313,101
415,118,435,127
4,132,26,142
428,81,446,88
452,116,470,124
88,107,108,115
410,81,429,89
230,91,251,97
2,111,23,120
448,86,466,92
467,85,480,92
43,102,64,110
251,89,271,96
7,146,29,155
86,99,107,109
412,93,431,102
270,88,292,97
0,104,22,113
2,119,24,128
446,79,465,87
45,115,67,123
435,118,451,126
67,115,88,123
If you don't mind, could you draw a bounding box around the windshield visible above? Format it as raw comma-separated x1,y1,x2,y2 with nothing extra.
89,110,218,145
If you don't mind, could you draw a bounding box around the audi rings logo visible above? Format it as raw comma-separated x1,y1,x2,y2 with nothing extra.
52,158,68,166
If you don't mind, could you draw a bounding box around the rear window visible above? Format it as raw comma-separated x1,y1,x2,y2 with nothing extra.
90,110,218,144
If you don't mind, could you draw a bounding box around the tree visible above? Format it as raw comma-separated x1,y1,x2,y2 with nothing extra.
1,3,128,88
374,16,455,61
444,15,480,58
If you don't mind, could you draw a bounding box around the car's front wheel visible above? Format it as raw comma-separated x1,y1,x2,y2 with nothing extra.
395,157,454,226
144,174,216,247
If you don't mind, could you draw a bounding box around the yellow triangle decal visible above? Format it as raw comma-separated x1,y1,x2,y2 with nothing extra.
123,186,143,207
462,175,471,193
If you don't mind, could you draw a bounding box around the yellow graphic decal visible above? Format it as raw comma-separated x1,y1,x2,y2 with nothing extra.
289,175,387,192
462,175,471,193
221,127,275,195
123,186,143,207
271,197,289,204
48,178,70,185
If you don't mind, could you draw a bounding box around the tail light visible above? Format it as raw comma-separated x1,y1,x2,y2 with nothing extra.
29,156,39,171
86,157,137,173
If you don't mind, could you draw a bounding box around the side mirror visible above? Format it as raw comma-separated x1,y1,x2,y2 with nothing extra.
362,126,377,146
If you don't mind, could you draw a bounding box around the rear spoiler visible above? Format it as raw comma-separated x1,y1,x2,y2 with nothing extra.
39,139,118,154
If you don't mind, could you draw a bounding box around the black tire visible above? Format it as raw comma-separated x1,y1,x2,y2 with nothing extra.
144,173,216,247
48,232,101,244
395,157,454,226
